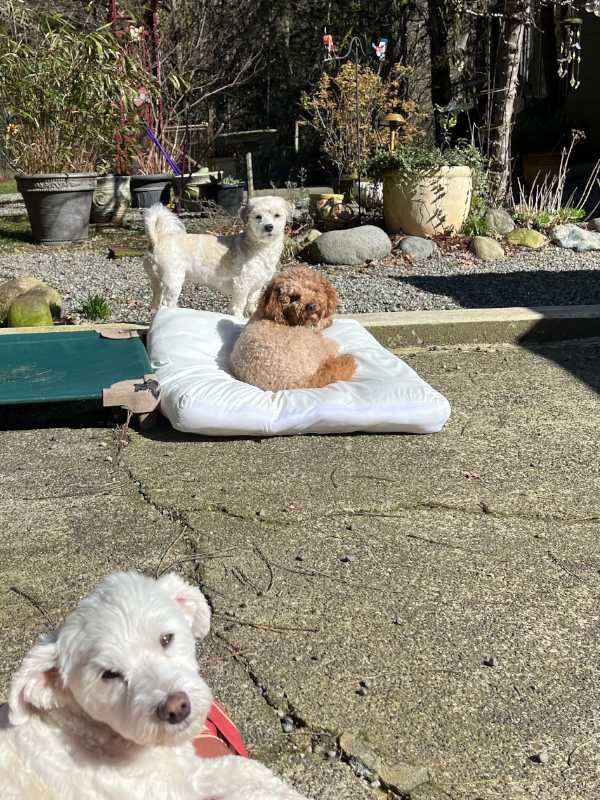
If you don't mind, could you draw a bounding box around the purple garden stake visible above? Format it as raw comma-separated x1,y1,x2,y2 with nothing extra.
146,126,182,176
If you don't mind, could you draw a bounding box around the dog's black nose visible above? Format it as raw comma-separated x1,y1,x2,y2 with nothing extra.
156,691,191,725
306,303,318,313
264,223,274,232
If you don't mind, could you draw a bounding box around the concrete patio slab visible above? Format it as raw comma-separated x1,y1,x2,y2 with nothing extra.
1,336,599,799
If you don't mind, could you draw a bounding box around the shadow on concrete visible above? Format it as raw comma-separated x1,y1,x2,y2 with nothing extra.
0,401,124,430
395,269,600,309
396,271,600,394
521,336,600,396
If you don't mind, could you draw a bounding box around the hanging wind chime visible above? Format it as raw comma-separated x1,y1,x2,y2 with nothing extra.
585,1,600,17
558,8,583,90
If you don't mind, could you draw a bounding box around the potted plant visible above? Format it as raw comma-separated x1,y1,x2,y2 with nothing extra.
0,13,147,244
368,143,483,236
214,175,246,216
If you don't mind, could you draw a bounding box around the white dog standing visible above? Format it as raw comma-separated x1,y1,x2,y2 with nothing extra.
143,196,289,317
0,571,306,800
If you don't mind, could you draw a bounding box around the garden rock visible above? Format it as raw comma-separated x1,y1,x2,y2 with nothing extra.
378,763,430,794
399,236,438,260
551,223,600,252
7,288,55,327
0,276,45,322
310,225,391,265
506,228,548,249
485,208,514,235
470,236,505,261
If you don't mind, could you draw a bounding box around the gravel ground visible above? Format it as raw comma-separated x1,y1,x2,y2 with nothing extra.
1,205,599,323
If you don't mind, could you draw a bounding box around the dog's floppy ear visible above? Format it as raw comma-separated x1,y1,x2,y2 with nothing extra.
324,279,338,318
8,635,61,726
251,277,286,324
157,573,211,639
239,203,250,224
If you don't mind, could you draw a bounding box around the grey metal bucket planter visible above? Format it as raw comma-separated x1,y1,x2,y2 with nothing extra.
130,174,172,208
216,183,245,215
16,173,98,245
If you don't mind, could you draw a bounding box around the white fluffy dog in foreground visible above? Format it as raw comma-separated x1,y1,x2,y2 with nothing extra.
0,571,306,800
144,196,289,317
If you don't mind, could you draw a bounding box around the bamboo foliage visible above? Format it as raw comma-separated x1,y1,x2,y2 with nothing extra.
0,12,154,174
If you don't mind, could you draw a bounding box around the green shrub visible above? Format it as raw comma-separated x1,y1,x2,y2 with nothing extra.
514,205,586,230
463,215,491,237
367,142,484,183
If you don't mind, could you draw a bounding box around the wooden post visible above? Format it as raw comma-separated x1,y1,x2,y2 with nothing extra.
245,152,254,199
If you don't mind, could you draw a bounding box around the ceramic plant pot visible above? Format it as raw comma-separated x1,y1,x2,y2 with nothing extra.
16,173,98,244
90,175,131,224
383,166,472,236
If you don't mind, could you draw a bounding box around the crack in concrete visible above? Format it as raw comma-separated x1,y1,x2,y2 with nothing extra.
117,449,431,796
345,503,600,526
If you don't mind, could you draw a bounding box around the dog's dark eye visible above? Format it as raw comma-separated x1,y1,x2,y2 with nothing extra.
160,633,174,648
102,669,122,681
274,213,281,218
255,215,262,221
290,294,301,302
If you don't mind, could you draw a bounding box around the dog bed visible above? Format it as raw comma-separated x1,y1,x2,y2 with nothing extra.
148,308,451,436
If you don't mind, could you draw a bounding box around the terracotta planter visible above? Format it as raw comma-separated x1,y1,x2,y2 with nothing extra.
383,166,472,236
16,173,97,244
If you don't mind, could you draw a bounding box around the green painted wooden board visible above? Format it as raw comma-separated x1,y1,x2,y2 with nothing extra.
0,331,151,405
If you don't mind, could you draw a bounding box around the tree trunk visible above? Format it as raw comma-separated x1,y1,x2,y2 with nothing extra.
488,0,530,204
427,0,452,146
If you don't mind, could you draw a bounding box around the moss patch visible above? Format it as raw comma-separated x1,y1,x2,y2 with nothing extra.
0,214,34,251
0,179,17,195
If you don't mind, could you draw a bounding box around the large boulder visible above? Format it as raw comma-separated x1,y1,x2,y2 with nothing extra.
399,236,438,260
506,228,548,249
0,276,44,322
470,235,505,261
7,288,55,327
310,225,391,265
0,276,62,323
484,208,515,235
551,223,600,252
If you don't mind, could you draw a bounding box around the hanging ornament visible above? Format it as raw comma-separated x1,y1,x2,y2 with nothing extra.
322,30,335,60
559,17,583,89
372,37,388,62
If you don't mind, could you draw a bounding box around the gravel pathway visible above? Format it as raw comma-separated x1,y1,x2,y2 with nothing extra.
1,210,599,323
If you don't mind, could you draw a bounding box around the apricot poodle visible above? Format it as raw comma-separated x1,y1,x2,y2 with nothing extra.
230,266,357,391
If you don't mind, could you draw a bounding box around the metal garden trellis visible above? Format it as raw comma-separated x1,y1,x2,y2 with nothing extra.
322,32,369,224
